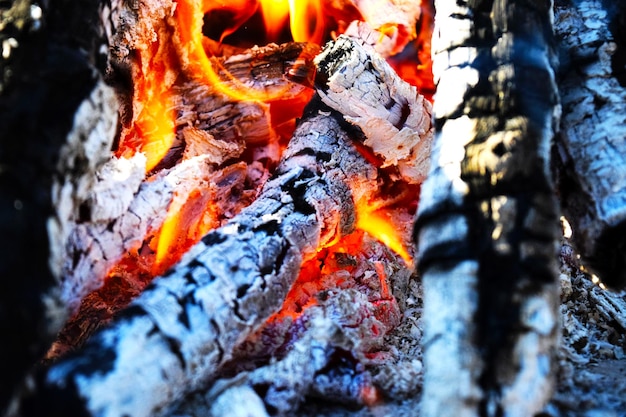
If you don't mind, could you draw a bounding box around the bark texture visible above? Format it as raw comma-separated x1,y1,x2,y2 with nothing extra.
315,34,434,185
22,102,379,417
0,0,115,411
414,0,561,416
553,0,626,290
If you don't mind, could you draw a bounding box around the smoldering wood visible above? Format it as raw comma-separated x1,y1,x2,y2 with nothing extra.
21,102,382,417
172,228,416,417
414,0,561,416
553,0,626,290
61,39,316,314
314,34,434,185
179,307,380,417
0,0,116,411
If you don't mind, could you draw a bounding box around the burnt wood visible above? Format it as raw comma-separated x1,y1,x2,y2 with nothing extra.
554,0,626,290
414,0,561,416
21,100,380,417
0,0,110,410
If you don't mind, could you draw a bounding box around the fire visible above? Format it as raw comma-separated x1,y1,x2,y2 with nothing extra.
355,200,412,265
153,188,218,275
116,25,179,172
176,0,315,102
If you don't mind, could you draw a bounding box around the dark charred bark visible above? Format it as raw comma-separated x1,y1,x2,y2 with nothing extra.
0,0,111,411
414,0,561,416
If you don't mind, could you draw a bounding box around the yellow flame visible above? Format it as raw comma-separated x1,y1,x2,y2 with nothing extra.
154,188,218,275
259,0,290,41
356,202,412,265
176,0,294,102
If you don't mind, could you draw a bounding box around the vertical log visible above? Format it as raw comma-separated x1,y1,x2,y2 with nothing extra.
0,0,114,411
554,0,626,290
414,0,561,416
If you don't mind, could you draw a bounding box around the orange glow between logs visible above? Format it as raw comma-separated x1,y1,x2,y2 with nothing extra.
356,201,412,265
176,0,307,103
154,188,219,276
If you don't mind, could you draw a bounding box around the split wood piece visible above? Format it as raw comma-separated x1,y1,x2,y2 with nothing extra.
414,1,561,416
0,0,115,410
553,1,626,290
62,152,237,314
314,34,434,185
24,102,379,417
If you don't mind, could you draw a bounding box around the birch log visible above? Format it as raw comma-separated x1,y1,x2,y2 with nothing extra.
21,101,379,417
414,1,561,416
554,0,626,290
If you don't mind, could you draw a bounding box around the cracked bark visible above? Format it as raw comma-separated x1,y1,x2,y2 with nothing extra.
20,100,379,417
553,0,626,290
414,0,561,416
0,0,116,411
314,34,434,185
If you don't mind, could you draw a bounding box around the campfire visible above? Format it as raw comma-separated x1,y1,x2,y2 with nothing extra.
2,0,626,416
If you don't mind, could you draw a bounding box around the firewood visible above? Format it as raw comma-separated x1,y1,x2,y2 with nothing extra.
180,229,412,416
553,0,626,290
20,101,382,417
323,0,422,57
181,308,379,417
0,0,116,410
414,1,561,416
62,153,216,314
314,34,434,185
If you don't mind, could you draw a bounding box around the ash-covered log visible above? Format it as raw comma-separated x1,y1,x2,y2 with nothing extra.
553,0,626,290
0,0,117,411
20,99,382,417
314,33,433,185
414,0,561,416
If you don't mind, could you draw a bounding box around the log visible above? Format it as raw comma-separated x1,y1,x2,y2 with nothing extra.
314,34,434,185
0,0,116,411
414,0,561,416
21,100,380,417
553,0,626,290
62,38,317,315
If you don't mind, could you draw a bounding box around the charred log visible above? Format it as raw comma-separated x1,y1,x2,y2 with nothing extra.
553,0,626,290
20,100,382,417
414,0,561,416
314,33,434,185
0,0,116,411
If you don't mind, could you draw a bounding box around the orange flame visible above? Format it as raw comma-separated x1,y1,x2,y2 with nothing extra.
355,201,412,265
176,0,305,102
153,188,219,275
287,0,324,43
259,0,290,41
117,32,178,172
